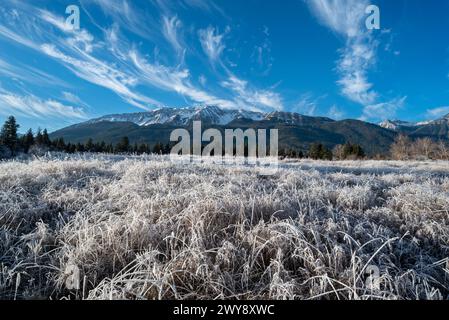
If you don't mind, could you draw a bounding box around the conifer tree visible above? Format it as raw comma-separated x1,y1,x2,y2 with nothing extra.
0,116,20,155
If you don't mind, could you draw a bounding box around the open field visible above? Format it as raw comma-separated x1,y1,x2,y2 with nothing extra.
0,155,448,300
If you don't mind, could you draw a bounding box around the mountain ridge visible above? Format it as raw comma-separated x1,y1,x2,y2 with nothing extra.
51,106,449,156
84,105,334,127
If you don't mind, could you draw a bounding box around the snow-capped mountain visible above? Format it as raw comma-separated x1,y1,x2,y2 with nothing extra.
264,111,334,125
421,113,449,126
380,113,449,131
378,120,419,131
51,108,449,158
86,105,338,128
87,106,265,127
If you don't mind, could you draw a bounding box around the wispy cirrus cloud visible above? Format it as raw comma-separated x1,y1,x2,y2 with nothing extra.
0,88,87,120
62,92,90,109
361,96,407,121
162,15,184,56
199,26,227,64
82,0,159,41
307,0,367,38
221,75,283,111
39,9,97,53
337,37,378,105
426,106,449,119
0,56,69,87
128,49,237,109
306,0,377,105
197,25,283,111
306,0,409,122
292,94,322,116
45,44,162,110
154,0,227,17
327,105,345,120
1,0,285,118
0,5,162,110
252,32,273,76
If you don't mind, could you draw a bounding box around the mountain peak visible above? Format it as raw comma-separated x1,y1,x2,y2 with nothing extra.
379,119,418,131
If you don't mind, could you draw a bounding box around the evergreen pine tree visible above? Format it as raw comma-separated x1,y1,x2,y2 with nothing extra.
85,138,94,152
23,129,35,153
42,129,51,146
0,116,20,155
35,128,44,145
153,142,164,154
115,137,130,153
56,138,66,151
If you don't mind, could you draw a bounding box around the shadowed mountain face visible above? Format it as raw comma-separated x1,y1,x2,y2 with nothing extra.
50,106,449,156
49,106,400,155
379,114,449,140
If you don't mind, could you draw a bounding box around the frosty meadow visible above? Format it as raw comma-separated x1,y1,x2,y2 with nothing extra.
0,155,448,300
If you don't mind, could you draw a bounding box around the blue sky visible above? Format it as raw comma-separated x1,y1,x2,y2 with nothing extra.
1,0,449,132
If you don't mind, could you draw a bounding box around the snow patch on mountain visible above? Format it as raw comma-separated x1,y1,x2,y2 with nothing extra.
379,120,419,130
88,106,266,127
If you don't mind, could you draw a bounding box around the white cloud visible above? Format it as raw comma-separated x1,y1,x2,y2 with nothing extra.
0,1,284,115
199,26,226,63
327,105,344,120
221,75,283,111
162,15,184,55
0,24,39,49
40,44,158,110
39,9,73,33
361,96,407,121
0,89,87,120
251,29,273,76
293,94,318,116
129,49,237,109
181,0,225,14
307,0,378,105
39,9,96,53
86,0,159,41
62,92,89,108
0,6,159,110
198,75,207,86
307,0,367,38
0,56,68,87
337,38,378,105
426,106,449,119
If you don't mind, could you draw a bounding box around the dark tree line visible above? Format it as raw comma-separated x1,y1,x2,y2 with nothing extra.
0,116,173,159
39,136,172,156
280,142,365,160
1,116,366,160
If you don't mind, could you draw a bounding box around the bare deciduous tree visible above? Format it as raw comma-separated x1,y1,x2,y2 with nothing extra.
436,141,449,160
391,135,449,160
390,134,412,160
333,144,345,160
412,138,435,160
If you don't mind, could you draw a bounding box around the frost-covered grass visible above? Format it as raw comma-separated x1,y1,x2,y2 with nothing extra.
0,154,448,300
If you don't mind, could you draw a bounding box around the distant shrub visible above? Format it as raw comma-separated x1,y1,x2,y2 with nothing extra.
309,143,333,160
28,144,50,157
0,145,12,160
333,143,365,160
